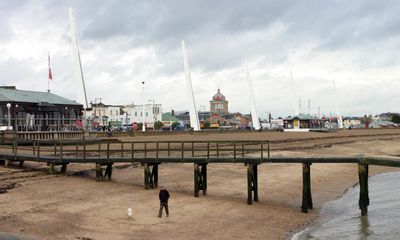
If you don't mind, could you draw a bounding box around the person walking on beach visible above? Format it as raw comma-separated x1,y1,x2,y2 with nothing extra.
158,186,170,218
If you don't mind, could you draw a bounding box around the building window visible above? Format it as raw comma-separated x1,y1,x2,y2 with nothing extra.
135,112,137,116
146,112,148,117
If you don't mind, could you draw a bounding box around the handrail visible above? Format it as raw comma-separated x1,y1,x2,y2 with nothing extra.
1,139,400,168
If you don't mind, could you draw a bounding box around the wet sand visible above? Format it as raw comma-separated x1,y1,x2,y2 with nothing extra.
1,129,400,240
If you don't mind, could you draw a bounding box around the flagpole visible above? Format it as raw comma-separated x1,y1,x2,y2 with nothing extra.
48,51,51,93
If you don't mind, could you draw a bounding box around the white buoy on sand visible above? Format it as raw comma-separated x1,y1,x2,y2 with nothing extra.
127,208,132,218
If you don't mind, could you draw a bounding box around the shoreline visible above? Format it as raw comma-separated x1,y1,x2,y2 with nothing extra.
286,170,399,240
291,171,400,239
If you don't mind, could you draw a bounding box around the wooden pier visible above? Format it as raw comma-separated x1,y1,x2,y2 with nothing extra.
1,139,400,216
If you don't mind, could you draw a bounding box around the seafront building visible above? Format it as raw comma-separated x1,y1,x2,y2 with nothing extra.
343,117,362,129
0,86,83,131
283,114,324,131
90,101,162,128
210,89,228,114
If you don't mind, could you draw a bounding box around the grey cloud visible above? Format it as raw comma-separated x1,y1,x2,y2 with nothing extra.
1,0,400,116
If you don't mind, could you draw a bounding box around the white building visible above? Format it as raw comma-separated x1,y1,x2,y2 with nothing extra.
90,102,162,128
343,117,362,129
125,103,162,125
108,105,124,126
90,102,109,127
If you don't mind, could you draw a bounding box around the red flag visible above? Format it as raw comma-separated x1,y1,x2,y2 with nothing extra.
48,53,53,80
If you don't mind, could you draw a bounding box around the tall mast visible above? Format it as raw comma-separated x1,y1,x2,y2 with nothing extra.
69,7,89,122
290,71,300,116
246,59,261,130
181,40,200,131
332,80,343,129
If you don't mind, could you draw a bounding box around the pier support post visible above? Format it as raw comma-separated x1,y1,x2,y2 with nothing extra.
253,164,258,202
144,164,150,189
194,163,199,197
153,164,159,188
48,162,55,175
247,163,259,205
301,162,313,213
4,159,10,167
60,164,67,173
95,163,104,181
201,163,207,195
194,163,207,197
19,161,24,167
105,163,113,180
144,163,158,189
358,163,369,216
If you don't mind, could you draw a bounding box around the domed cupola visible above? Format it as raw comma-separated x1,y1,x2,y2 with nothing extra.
212,89,226,101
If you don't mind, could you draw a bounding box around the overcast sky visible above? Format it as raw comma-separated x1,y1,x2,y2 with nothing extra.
1,0,400,118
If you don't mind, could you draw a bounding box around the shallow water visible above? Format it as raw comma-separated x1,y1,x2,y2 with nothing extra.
294,172,400,240
0,232,28,240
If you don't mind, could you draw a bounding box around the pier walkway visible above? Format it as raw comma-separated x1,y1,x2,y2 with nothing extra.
1,139,400,216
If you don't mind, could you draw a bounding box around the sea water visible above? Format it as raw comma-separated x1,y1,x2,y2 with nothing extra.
293,172,400,240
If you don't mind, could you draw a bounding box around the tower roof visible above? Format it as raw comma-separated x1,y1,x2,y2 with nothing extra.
212,89,226,101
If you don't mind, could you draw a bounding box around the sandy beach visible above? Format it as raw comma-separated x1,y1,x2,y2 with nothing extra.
1,129,400,240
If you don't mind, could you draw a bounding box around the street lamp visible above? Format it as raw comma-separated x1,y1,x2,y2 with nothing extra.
15,104,18,131
6,103,11,130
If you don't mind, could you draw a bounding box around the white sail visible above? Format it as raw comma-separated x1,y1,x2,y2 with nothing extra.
290,71,300,116
68,7,89,111
245,59,261,130
332,80,343,129
181,40,200,131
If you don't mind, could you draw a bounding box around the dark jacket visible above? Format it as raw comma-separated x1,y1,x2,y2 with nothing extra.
159,189,170,203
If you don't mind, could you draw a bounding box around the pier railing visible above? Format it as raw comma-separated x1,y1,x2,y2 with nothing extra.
0,139,271,163
0,131,98,142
